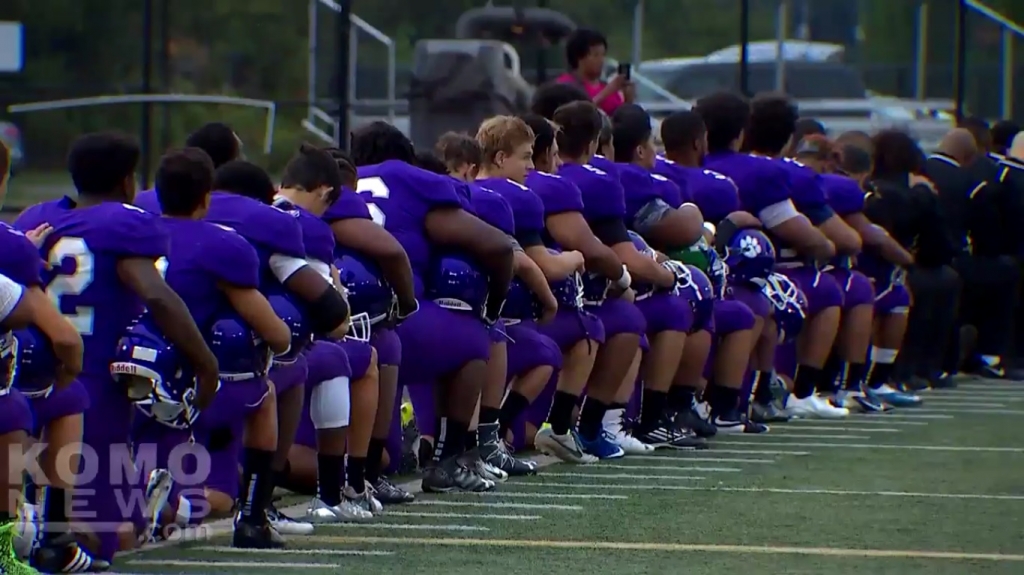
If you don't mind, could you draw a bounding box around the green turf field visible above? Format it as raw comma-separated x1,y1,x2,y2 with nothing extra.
4,172,74,211
113,377,1024,575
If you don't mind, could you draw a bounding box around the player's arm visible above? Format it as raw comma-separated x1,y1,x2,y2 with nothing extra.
843,213,914,266
523,246,583,281
637,201,705,251
546,212,627,285
330,219,417,313
2,285,83,387
328,265,351,338
512,241,557,321
272,256,351,337
118,258,219,403
592,217,674,288
425,207,514,319
759,199,835,260
218,283,292,355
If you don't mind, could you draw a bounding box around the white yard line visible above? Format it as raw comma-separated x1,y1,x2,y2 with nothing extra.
705,440,1024,452
625,453,786,461
189,546,393,556
320,523,490,532
917,400,1007,407
536,472,706,481
385,511,540,520
680,449,811,456
644,485,1024,501
772,425,903,433
127,560,334,568
789,418,928,427
409,500,584,511
717,433,873,440
595,464,742,472
916,408,1024,415
859,413,953,419
503,482,718,491
924,391,1024,399
471,491,629,500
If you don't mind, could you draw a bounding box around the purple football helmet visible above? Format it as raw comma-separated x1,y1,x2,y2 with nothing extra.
627,231,659,300
12,327,57,398
722,229,776,287
112,314,202,429
683,264,715,330
763,273,807,343
268,292,313,365
502,278,541,323
208,313,270,382
336,253,396,341
428,255,490,318
551,271,585,310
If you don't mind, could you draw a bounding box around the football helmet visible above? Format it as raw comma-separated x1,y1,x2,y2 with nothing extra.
428,255,490,318
336,253,396,341
721,229,776,287
12,327,56,398
208,313,269,382
501,278,541,323
627,231,659,300
267,292,313,365
683,264,715,330
111,314,201,429
763,273,807,343
551,271,585,311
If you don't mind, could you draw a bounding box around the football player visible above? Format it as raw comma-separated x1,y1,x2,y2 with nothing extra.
15,132,219,564
350,121,514,493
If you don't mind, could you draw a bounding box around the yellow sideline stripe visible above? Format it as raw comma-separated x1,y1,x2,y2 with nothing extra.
304,535,1024,562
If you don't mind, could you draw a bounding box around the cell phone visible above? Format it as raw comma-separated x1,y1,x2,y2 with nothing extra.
617,62,631,80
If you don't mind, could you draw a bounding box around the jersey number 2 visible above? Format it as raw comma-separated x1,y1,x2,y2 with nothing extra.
46,237,95,335
356,177,390,226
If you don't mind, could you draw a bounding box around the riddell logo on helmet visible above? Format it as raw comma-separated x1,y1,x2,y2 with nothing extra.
11,442,213,532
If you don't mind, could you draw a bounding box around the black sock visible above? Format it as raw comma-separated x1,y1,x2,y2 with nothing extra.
821,351,841,393
640,389,667,429
752,371,774,404
479,406,501,425
867,361,895,390
547,390,579,435
366,437,386,484
434,417,469,461
239,448,274,524
793,365,822,399
577,397,610,440
465,428,478,451
316,454,345,506
346,456,367,494
498,391,530,436
707,384,740,415
667,385,696,410
841,362,868,391
41,486,68,541
610,402,627,411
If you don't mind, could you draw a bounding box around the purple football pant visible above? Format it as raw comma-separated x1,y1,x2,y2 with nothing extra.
533,308,605,350
26,380,89,437
0,389,32,436
875,284,911,315
506,323,563,379
130,417,209,527
728,284,772,319
829,268,876,310
778,266,844,316
588,297,646,338
296,339,353,449
713,298,757,335
370,327,402,367
193,376,270,499
268,354,309,396
339,338,374,380
396,301,490,387
636,292,694,334
74,373,144,562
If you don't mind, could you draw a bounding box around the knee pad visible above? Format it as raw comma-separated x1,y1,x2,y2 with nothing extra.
310,377,351,429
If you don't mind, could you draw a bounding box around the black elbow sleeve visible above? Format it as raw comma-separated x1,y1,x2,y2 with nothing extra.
307,288,350,335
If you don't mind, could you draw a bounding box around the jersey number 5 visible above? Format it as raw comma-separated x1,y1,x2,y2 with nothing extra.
356,177,390,226
46,237,95,335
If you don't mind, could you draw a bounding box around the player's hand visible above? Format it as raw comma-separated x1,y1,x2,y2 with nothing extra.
607,74,628,92
620,287,636,303
194,371,219,410
396,298,419,323
563,250,586,272
622,81,637,103
538,297,558,325
25,223,53,248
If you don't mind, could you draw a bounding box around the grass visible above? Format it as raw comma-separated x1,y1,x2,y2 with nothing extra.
4,171,75,211
116,378,1024,575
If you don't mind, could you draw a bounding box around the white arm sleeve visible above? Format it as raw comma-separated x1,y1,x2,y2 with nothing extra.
0,274,25,324
758,199,800,229
268,253,309,283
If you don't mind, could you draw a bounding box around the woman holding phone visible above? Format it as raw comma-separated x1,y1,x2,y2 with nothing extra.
555,28,634,116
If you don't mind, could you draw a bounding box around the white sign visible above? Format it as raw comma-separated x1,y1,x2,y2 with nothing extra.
0,22,24,73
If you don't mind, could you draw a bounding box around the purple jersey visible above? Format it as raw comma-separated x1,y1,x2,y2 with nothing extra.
22,201,168,377
525,170,585,251
589,154,619,177
273,196,336,267
617,163,683,225
476,178,545,243
323,189,372,223
557,162,626,222
654,158,740,224
775,158,835,225
0,223,44,288
160,218,260,329
703,151,792,217
355,161,463,287
468,185,515,236
133,189,159,214
822,174,867,217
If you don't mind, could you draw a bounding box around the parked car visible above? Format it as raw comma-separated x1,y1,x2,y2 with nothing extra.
0,121,24,174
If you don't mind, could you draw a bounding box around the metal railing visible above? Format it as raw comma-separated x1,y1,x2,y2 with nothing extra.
965,0,1024,119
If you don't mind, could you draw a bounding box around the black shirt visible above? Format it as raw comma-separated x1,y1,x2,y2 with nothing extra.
923,154,980,254
996,157,1024,256
864,174,959,268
